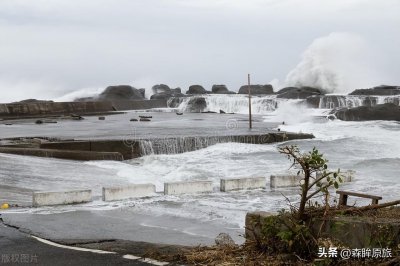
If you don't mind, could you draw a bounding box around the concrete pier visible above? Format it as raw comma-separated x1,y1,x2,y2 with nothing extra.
164,181,213,195
220,177,266,192
33,190,92,207
102,184,156,201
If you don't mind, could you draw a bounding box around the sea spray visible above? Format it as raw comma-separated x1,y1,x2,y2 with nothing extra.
285,32,382,94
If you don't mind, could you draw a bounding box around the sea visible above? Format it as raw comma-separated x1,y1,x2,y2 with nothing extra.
1,94,399,233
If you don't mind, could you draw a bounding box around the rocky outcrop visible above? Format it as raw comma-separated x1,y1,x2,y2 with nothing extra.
238,85,273,94
211,85,235,94
14,99,54,104
277,87,322,99
187,97,207,112
98,85,144,101
172,88,182,94
186,85,207,94
349,85,400,96
150,91,185,100
152,84,171,94
335,103,400,121
150,85,185,100
138,89,146,98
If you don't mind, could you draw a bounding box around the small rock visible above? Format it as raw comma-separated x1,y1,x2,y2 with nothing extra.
215,233,236,247
130,118,138,122
35,120,43,124
98,117,106,120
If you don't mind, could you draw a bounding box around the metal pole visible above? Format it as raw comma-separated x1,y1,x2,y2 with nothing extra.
248,74,252,129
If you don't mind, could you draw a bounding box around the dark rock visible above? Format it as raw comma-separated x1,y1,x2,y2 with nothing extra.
187,97,207,112
211,85,236,94
277,86,323,99
335,103,400,121
15,99,54,104
172,88,181,94
152,84,171,94
349,85,400,96
98,85,144,101
238,85,273,94
219,109,226,114
150,91,185,100
98,117,105,120
70,113,84,120
305,96,321,108
130,118,138,122
138,89,146,98
139,118,151,122
168,97,184,108
215,233,236,247
186,85,207,94
35,120,43,124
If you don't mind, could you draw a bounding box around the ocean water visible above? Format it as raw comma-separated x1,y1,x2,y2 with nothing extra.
1,94,399,231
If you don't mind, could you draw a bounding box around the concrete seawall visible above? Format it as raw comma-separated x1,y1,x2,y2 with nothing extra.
40,140,140,160
33,190,92,207
39,132,314,160
0,147,123,161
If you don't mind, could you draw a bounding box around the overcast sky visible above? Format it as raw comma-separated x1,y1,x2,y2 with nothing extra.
0,0,399,101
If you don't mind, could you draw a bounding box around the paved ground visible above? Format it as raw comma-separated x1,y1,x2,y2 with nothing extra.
0,221,155,266
1,209,244,247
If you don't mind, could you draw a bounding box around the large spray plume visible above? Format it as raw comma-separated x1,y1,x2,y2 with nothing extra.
285,32,383,94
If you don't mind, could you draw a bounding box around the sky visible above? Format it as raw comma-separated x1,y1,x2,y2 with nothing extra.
0,0,399,102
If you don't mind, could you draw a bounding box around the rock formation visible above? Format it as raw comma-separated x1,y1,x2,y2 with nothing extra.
335,103,400,121
277,86,323,99
211,85,236,94
349,85,400,96
186,85,207,94
238,85,273,94
98,85,145,101
187,97,207,112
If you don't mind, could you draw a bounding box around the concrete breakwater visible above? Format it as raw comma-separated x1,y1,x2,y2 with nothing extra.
0,147,124,161
0,100,167,119
35,132,314,160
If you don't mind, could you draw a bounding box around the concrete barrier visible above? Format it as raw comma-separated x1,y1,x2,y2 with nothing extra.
220,177,266,192
316,170,355,183
164,181,213,195
271,170,355,188
102,184,156,201
270,175,301,188
33,190,92,207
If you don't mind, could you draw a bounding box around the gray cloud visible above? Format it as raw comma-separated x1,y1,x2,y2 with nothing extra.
0,0,399,101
